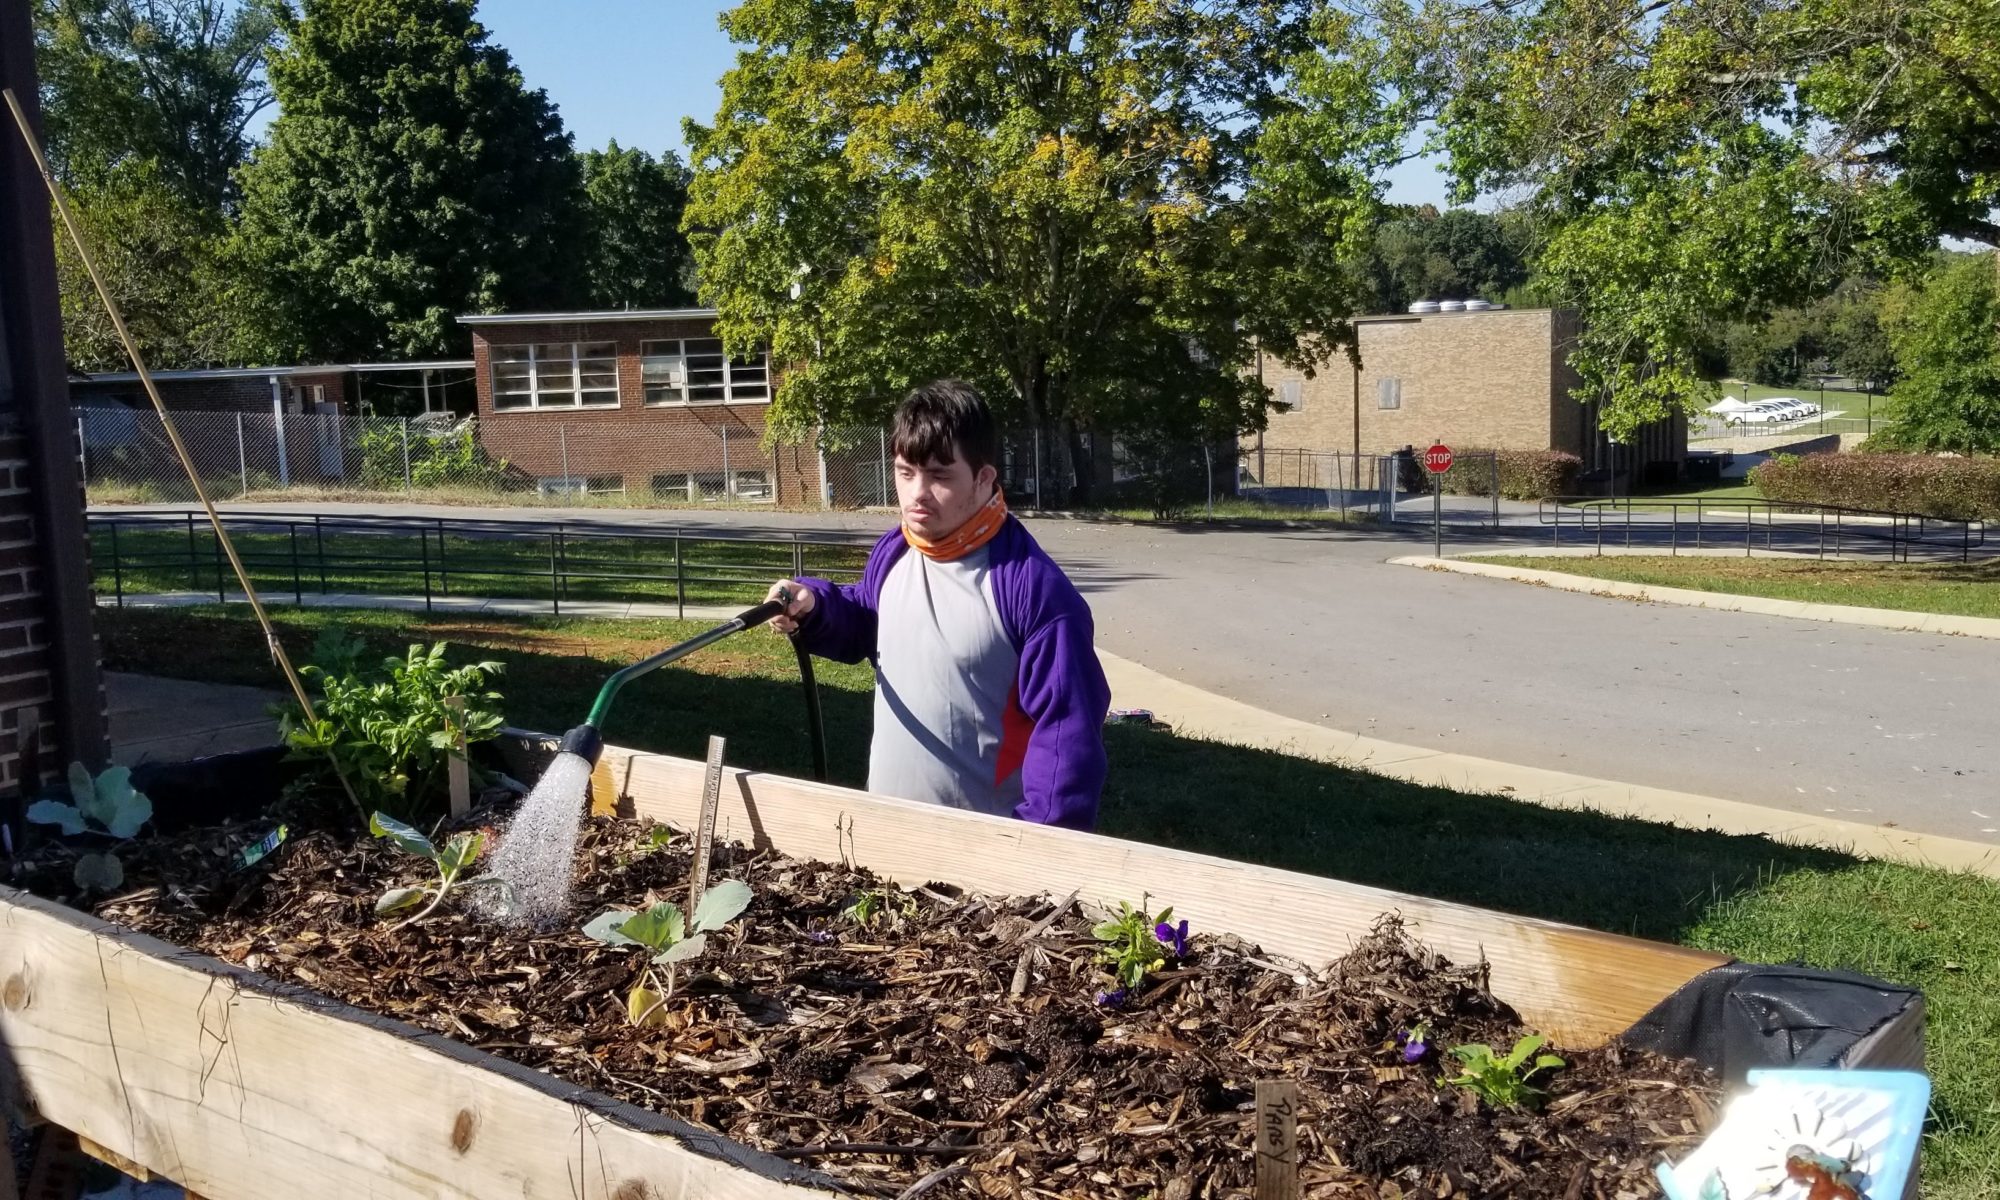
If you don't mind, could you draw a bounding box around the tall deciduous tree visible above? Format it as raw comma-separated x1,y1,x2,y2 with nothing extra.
1878,252,2000,453
684,0,1398,500
229,0,583,361
53,161,234,370
578,140,694,310
1381,0,1995,437
33,0,277,209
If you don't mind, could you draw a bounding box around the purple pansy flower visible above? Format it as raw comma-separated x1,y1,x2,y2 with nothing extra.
1154,919,1190,958
1095,987,1129,1008
1395,1027,1429,1063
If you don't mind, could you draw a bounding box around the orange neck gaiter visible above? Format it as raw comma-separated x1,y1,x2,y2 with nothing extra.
904,487,1008,562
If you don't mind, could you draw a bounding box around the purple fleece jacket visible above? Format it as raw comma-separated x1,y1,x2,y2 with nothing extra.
792,515,1111,830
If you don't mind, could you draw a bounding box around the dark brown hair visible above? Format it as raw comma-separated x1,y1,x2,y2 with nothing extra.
891,379,998,472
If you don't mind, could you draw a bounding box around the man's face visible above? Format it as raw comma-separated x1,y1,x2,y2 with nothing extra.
895,449,997,540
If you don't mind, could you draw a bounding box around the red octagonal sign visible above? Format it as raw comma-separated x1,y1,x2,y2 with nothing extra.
1424,443,1454,474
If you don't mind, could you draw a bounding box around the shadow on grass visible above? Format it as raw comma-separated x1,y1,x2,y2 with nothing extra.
1095,723,1858,945
101,604,1856,949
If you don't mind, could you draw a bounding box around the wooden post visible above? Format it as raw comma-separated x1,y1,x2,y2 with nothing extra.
444,696,469,819
1254,1080,1299,1200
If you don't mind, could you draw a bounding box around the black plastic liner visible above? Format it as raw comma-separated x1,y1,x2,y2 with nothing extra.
1620,961,1923,1083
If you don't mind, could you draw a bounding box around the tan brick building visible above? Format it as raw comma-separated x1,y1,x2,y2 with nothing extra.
1245,307,1685,487
460,309,829,506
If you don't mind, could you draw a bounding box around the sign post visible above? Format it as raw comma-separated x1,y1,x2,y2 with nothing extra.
1424,442,1453,558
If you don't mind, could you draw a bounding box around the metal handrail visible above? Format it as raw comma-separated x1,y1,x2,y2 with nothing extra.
1535,496,1987,562
87,510,870,618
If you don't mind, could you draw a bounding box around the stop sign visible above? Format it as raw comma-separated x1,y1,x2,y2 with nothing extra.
1424,443,1454,474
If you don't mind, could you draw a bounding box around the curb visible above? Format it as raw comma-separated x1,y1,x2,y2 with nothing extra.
1096,649,2000,878
1387,554,2000,641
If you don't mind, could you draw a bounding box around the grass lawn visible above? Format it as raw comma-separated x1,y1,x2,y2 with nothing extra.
99,603,2000,1196
1468,554,2000,620
89,524,870,609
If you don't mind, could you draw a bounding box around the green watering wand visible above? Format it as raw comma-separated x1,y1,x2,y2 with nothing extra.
555,587,827,781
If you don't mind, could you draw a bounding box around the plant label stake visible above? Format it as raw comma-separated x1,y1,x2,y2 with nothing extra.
687,735,727,913
445,695,470,818
1255,1079,1299,1200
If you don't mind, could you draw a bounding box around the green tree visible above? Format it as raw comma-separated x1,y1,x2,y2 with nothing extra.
54,160,232,370
1877,253,2000,453
684,1,1398,501
1815,281,1898,389
229,0,583,361
1356,204,1532,313
1385,0,1992,436
578,140,693,310
33,0,278,210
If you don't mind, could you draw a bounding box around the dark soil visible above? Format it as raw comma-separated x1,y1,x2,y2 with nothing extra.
12,805,1716,1198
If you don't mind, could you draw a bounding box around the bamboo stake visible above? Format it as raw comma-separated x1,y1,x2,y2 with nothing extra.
4,87,363,818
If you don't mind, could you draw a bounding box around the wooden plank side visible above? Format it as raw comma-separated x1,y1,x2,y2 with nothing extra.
0,887,830,1200
585,744,1728,1047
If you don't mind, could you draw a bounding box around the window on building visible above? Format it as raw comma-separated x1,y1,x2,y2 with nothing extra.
1377,377,1402,410
651,470,774,502
492,342,619,410
644,338,770,404
537,474,623,496
1277,380,1303,411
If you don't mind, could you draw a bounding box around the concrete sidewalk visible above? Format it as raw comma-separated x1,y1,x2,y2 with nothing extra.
1097,649,2000,877
1394,553,2000,641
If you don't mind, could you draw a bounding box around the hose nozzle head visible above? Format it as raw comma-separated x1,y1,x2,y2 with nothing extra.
558,723,603,767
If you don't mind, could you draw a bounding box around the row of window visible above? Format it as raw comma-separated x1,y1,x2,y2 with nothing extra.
1272,378,1403,412
492,339,770,411
533,470,775,502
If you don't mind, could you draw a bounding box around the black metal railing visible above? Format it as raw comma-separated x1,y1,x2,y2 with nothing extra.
1538,497,1988,562
88,510,873,618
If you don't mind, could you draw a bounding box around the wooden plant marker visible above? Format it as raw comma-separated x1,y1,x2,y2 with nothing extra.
1254,1080,1300,1200
445,696,470,819
686,735,727,912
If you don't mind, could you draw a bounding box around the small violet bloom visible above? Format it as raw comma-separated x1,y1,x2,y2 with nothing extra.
1095,988,1129,1008
1154,919,1190,958
1395,1028,1429,1063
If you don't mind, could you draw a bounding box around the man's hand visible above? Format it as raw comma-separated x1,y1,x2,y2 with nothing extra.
766,580,816,634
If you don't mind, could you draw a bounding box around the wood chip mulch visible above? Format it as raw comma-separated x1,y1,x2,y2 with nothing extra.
14,805,1716,1198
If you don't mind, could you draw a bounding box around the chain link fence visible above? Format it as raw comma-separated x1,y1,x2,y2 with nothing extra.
76,407,1141,513
78,405,1476,521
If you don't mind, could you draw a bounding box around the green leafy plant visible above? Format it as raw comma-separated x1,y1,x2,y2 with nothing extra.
368,812,498,930
1093,900,1171,991
841,883,916,931
26,763,154,892
1441,1034,1566,1110
279,629,504,823
583,880,753,1026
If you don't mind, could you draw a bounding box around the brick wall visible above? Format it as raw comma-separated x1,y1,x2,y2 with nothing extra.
0,429,64,794
1251,309,1565,458
469,317,821,505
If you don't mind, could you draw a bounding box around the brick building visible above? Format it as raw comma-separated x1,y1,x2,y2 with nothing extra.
2,10,109,798
460,308,824,505
1247,306,1686,487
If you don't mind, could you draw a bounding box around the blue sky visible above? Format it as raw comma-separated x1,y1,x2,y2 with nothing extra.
474,0,1460,209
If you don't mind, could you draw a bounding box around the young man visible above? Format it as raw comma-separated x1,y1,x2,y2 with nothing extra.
768,380,1110,829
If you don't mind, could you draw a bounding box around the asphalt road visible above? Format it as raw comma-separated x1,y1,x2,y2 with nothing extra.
101,499,2000,843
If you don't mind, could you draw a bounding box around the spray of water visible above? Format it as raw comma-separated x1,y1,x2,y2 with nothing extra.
483,750,594,928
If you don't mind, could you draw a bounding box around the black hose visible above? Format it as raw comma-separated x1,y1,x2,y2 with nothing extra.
791,636,828,782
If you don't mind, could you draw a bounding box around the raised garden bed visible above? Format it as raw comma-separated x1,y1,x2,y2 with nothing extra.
0,737,1925,1199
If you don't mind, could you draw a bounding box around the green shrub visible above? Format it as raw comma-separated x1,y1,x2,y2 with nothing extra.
1749,452,2000,520
278,628,505,823
1437,449,1582,500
